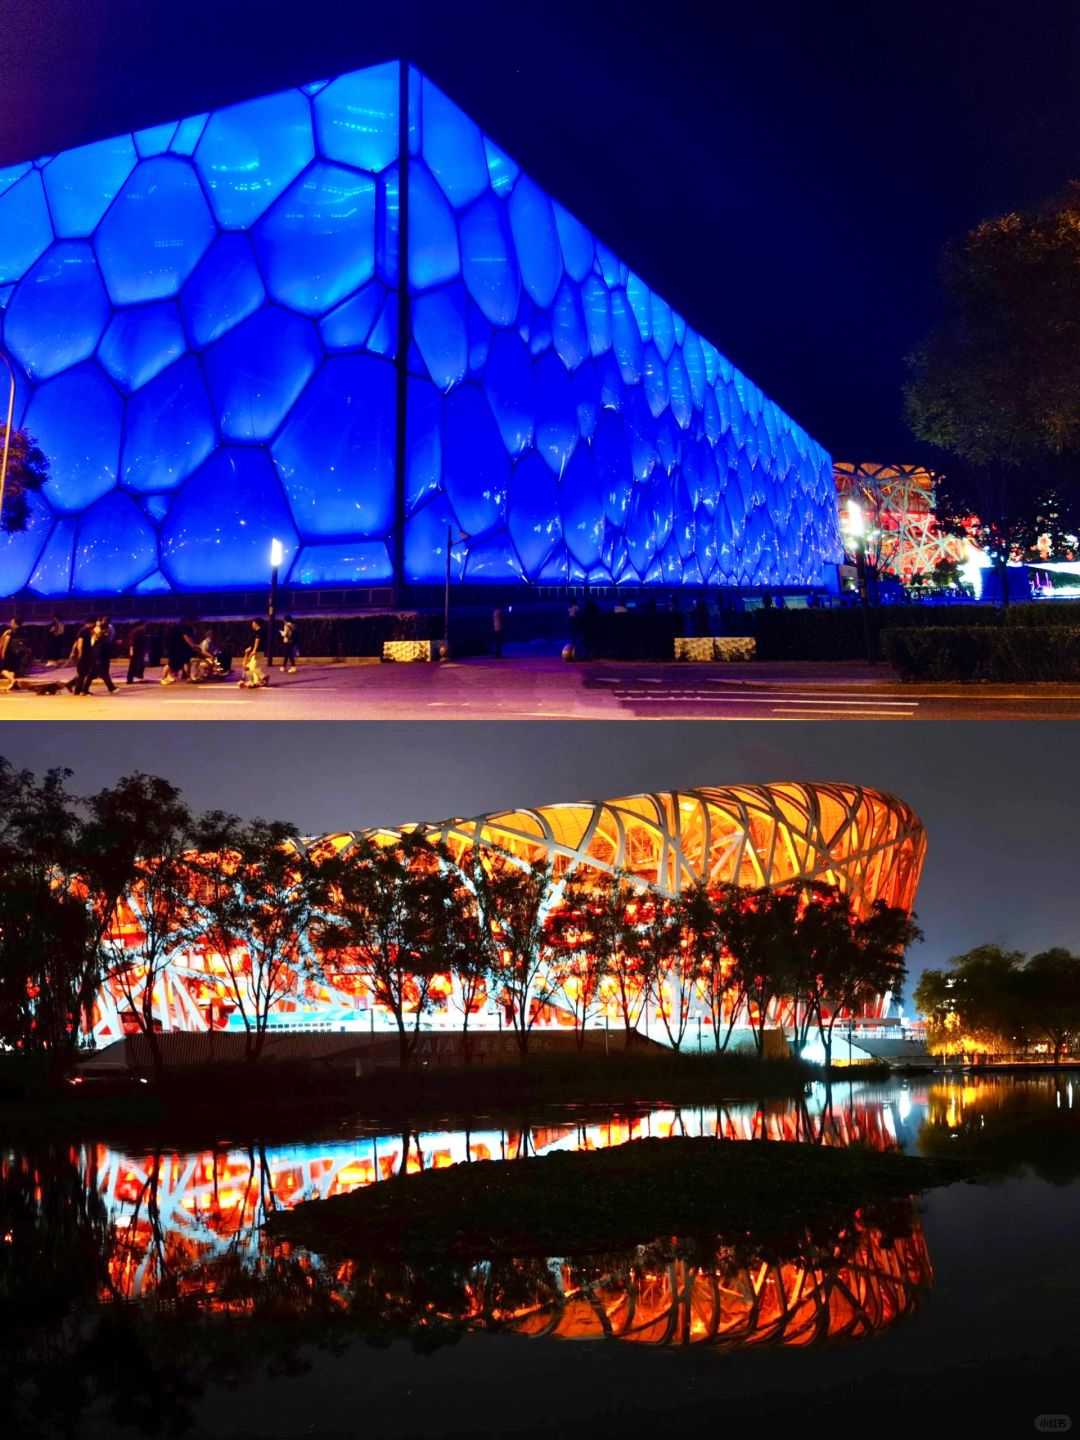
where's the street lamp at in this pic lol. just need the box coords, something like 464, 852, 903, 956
841, 499, 875, 663
267, 538, 284, 668
443, 524, 470, 657
0, 350, 16, 536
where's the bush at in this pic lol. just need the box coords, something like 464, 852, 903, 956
881, 626, 1080, 682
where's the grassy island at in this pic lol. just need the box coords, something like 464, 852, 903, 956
268, 1135, 962, 1260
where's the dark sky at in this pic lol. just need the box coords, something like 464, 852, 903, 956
3, 0, 1078, 456
1, 720, 1076, 987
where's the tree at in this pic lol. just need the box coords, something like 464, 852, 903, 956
720, 885, 802, 1059
546, 869, 617, 1049
905, 184, 1080, 598
83, 775, 200, 1079
631, 887, 688, 1049
192, 816, 332, 1062
564, 869, 656, 1046
0, 427, 49, 533
912, 968, 955, 1053
677, 882, 743, 1051
0, 761, 95, 1071
780, 882, 853, 1054
317, 833, 460, 1066
914, 945, 1026, 1055
464, 853, 558, 1056
439, 853, 495, 1064
819, 899, 919, 1068
1017, 948, 1080, 1065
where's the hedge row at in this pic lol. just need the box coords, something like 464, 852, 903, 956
881, 626, 1080, 682
753, 601, 1080, 662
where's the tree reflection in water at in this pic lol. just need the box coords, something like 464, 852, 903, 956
918, 1074, 1080, 1183
6, 1077, 1076, 1436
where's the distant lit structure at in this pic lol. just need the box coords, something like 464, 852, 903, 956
834, 462, 972, 586
0, 60, 841, 599
89, 781, 925, 1046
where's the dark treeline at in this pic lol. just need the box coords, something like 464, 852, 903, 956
915, 944, 1080, 1061
0, 759, 917, 1076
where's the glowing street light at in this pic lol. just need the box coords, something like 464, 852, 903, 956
843, 498, 866, 540
841, 498, 874, 663
267, 538, 284, 668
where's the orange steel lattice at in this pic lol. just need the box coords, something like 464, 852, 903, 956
835, 461, 969, 582
90, 782, 925, 1044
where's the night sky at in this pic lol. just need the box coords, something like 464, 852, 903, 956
3, 0, 1078, 456
2, 721, 1076, 991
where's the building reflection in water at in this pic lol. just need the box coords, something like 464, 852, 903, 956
93, 1085, 907, 1308
317, 1210, 933, 1350
86, 1075, 1078, 1322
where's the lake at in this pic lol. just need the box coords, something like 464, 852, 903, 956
3, 1074, 1077, 1438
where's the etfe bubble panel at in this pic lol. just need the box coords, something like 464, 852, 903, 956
0, 62, 841, 597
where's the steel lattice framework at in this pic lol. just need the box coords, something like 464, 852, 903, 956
834, 461, 971, 583
90, 781, 925, 1045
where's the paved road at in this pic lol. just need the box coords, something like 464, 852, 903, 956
7, 657, 1080, 720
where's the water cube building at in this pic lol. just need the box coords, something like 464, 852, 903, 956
0, 61, 842, 601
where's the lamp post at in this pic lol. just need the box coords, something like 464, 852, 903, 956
267, 538, 283, 668
843, 499, 874, 664
442, 525, 470, 657
0, 350, 16, 536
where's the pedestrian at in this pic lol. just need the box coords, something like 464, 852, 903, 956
45, 614, 66, 668
280, 615, 299, 673
84, 620, 117, 694
65, 621, 95, 694
492, 606, 504, 659
567, 600, 582, 648
126, 621, 148, 684
161, 617, 199, 685
239, 618, 269, 688
0, 617, 23, 674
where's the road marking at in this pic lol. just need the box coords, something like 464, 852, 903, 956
614, 692, 918, 708
770, 707, 917, 718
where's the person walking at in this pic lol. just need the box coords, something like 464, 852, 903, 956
280, 615, 299, 673
126, 621, 148, 684
239, 618, 270, 688
72, 620, 117, 695
45, 614, 66, 668
0, 618, 23, 674
492, 605, 504, 659
65, 621, 96, 694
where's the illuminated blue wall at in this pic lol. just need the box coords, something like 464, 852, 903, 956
0, 61, 842, 596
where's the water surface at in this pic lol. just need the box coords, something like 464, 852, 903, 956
4, 1075, 1077, 1438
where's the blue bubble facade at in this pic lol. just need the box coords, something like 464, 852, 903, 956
0, 62, 842, 598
